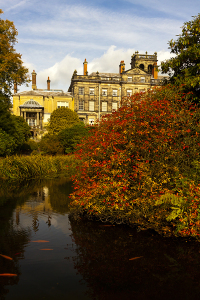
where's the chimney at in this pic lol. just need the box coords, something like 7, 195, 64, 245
47, 76, 50, 90
31, 70, 37, 90
119, 60, 125, 74
152, 62, 158, 79
14, 82, 17, 93
83, 58, 88, 75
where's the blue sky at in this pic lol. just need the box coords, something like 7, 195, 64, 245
1, 0, 200, 92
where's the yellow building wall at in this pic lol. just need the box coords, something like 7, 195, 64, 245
13, 93, 74, 126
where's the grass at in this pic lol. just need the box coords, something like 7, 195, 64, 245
0, 154, 79, 181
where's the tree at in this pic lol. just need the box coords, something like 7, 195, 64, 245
39, 134, 64, 155
47, 107, 80, 135
0, 114, 31, 156
58, 123, 90, 154
69, 86, 200, 239
161, 14, 200, 102
0, 10, 29, 105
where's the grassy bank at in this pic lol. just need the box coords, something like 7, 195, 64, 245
0, 154, 79, 181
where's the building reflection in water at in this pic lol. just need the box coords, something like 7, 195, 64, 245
15, 186, 53, 231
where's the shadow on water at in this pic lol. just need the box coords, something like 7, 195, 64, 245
69, 217, 200, 300
1, 178, 200, 299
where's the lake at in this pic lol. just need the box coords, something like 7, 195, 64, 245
0, 178, 200, 300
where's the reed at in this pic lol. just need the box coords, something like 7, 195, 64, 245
0, 154, 79, 181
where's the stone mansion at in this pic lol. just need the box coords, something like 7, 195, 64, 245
13, 51, 166, 133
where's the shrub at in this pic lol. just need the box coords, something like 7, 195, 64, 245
39, 134, 64, 155
46, 107, 80, 135
69, 85, 200, 239
58, 123, 90, 154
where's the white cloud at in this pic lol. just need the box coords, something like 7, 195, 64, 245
18, 46, 176, 93
3, 0, 28, 12
31, 55, 81, 91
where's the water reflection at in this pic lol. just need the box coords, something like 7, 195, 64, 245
69, 218, 200, 300
1, 178, 200, 300
0, 178, 77, 300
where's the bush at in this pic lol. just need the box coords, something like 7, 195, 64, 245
20, 140, 39, 153
69, 85, 200, 239
46, 107, 80, 135
0, 154, 79, 181
58, 123, 90, 154
39, 134, 64, 155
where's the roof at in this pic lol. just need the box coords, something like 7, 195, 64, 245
89, 72, 120, 77
13, 89, 73, 97
19, 100, 44, 108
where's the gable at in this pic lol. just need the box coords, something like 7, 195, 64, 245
124, 68, 148, 75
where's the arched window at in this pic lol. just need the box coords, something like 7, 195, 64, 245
148, 64, 153, 73
139, 64, 144, 70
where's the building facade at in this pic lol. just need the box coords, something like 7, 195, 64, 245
68, 52, 166, 125
13, 71, 74, 138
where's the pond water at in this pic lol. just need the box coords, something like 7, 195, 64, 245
0, 178, 200, 300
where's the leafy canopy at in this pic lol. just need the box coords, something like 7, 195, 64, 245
0, 114, 31, 156
47, 107, 80, 135
58, 122, 90, 154
69, 85, 200, 239
0, 10, 29, 104
161, 14, 200, 102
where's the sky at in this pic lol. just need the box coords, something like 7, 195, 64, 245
1, 0, 200, 92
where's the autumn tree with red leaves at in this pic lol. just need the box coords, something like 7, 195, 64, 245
69, 85, 200, 239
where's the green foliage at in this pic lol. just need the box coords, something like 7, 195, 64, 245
58, 123, 90, 154
69, 85, 200, 240
20, 140, 39, 154
39, 134, 64, 155
47, 107, 80, 135
161, 14, 200, 102
0, 128, 15, 156
0, 110, 31, 156
155, 193, 185, 221
0, 154, 79, 181
11, 115, 31, 148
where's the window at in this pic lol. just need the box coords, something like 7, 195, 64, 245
89, 101, 94, 111
79, 101, 84, 110
113, 89, 117, 96
89, 88, 94, 95
101, 77, 109, 80
128, 77, 132, 82
139, 89, 145, 93
89, 118, 95, 125
140, 77, 145, 83
102, 89, 107, 96
79, 87, 84, 95
127, 90, 132, 97
139, 64, 144, 70
102, 102, 107, 112
57, 101, 69, 108
112, 102, 117, 111
148, 65, 153, 73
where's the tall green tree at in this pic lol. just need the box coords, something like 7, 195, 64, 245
0, 11, 31, 156
47, 107, 80, 135
161, 14, 200, 102
0, 9, 29, 105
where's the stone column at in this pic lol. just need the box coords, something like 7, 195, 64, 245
24, 111, 26, 121
37, 112, 39, 126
